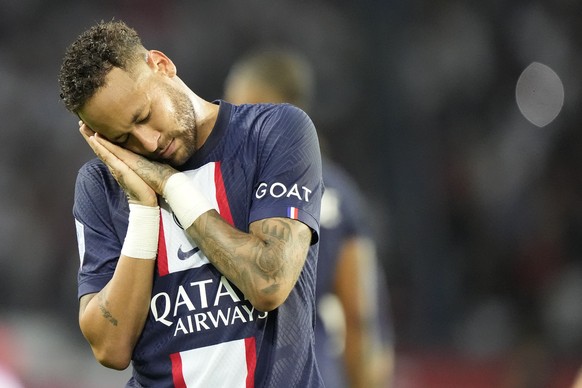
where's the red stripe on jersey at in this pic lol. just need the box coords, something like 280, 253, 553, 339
170, 352, 187, 388
157, 213, 169, 276
214, 161, 234, 226
245, 337, 257, 388
287, 206, 299, 219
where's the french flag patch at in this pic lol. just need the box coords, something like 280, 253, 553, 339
287, 206, 299, 219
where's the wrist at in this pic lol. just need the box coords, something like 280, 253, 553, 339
162, 173, 214, 229
121, 204, 160, 260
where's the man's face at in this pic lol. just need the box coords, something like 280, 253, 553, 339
78, 65, 197, 166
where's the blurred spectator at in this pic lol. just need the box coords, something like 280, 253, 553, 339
224, 48, 395, 388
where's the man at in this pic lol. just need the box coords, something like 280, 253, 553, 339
58, 20, 324, 387
224, 49, 395, 388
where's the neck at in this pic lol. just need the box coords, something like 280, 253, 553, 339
176, 74, 219, 149
193, 98, 219, 148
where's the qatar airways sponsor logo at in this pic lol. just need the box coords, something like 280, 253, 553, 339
150, 275, 267, 336
255, 181, 313, 202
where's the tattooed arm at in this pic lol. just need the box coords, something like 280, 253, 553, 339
188, 212, 312, 312
78, 255, 156, 370
77, 124, 158, 370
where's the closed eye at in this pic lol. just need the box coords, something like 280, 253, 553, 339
112, 110, 150, 144
112, 134, 129, 145
137, 110, 151, 124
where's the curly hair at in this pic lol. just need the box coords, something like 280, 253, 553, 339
58, 20, 146, 113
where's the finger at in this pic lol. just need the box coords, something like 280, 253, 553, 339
88, 138, 138, 183
87, 135, 117, 164
92, 133, 141, 166
79, 132, 103, 159
92, 134, 175, 194
79, 129, 118, 165
90, 137, 157, 201
79, 123, 96, 140
90, 135, 150, 179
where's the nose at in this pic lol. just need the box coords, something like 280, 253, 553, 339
132, 126, 160, 153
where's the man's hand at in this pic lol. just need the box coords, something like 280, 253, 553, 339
79, 123, 174, 206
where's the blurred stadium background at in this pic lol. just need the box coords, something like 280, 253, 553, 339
1, 0, 582, 386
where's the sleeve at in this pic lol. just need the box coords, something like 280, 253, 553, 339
249, 104, 324, 244
73, 160, 127, 299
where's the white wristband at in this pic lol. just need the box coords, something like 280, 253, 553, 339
163, 173, 214, 230
121, 204, 160, 260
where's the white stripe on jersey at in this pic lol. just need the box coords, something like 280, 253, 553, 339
160, 163, 220, 274
171, 337, 255, 388
75, 219, 85, 267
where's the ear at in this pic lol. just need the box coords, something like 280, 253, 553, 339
146, 50, 177, 77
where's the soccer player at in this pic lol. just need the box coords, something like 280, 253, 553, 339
59, 20, 324, 387
224, 49, 395, 388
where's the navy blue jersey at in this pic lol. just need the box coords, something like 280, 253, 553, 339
73, 101, 324, 388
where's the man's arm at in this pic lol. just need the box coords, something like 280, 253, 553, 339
78, 125, 160, 369
190, 211, 312, 311
79, 256, 156, 370
334, 236, 395, 388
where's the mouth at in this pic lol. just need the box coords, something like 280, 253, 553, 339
158, 139, 175, 160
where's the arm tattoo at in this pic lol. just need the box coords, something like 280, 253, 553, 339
97, 293, 118, 326
194, 213, 310, 299
135, 157, 174, 190
117, 175, 139, 202
254, 219, 290, 276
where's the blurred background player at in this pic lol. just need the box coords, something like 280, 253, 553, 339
224, 48, 395, 388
